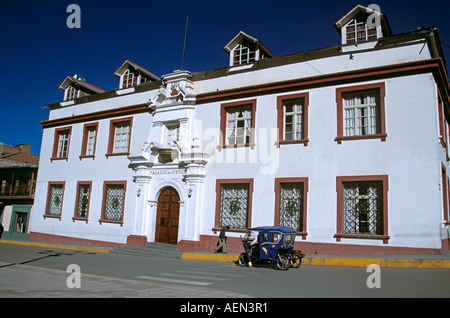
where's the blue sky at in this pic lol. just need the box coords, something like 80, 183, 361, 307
1, 0, 449, 155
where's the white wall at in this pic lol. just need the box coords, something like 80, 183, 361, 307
31, 90, 156, 244
30, 37, 446, 250
196, 73, 443, 249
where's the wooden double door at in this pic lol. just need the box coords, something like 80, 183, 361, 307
155, 187, 180, 244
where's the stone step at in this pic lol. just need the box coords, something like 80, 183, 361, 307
111, 242, 182, 259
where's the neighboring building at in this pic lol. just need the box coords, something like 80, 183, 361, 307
0, 143, 39, 240
30, 5, 450, 254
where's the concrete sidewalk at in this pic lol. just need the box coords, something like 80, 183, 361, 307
1, 239, 450, 269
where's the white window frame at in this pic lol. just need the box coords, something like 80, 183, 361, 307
113, 123, 130, 154
344, 18, 378, 44
86, 128, 97, 156
57, 131, 70, 158
283, 99, 304, 141
232, 40, 258, 66
121, 69, 137, 89
65, 86, 79, 101
343, 93, 378, 137
226, 107, 252, 146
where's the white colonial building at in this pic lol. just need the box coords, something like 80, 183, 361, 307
30, 5, 450, 254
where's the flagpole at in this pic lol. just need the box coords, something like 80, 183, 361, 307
181, 13, 189, 71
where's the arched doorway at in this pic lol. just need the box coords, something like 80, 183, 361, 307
155, 187, 180, 244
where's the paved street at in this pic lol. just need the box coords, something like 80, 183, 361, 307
1, 242, 450, 300
0, 243, 252, 298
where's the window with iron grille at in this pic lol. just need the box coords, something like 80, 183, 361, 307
102, 183, 126, 223
279, 183, 304, 232
46, 183, 64, 217
342, 181, 383, 235
275, 177, 308, 237
219, 183, 250, 229
75, 183, 91, 219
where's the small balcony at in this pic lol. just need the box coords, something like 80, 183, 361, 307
0, 180, 36, 199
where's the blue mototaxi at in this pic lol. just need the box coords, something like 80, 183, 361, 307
238, 226, 305, 270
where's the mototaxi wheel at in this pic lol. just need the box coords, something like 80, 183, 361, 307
291, 257, 301, 268
238, 253, 248, 267
276, 254, 290, 270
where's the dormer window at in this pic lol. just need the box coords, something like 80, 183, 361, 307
233, 40, 257, 65
335, 5, 392, 46
114, 60, 160, 90
224, 31, 274, 67
58, 75, 105, 102
63, 84, 91, 101
345, 17, 377, 44
122, 69, 138, 89
65, 86, 79, 101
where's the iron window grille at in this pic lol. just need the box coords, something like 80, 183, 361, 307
219, 183, 249, 229
76, 184, 90, 218
47, 184, 64, 217
279, 183, 304, 231
103, 184, 125, 221
342, 181, 383, 235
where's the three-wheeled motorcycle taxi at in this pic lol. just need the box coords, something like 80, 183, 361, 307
238, 226, 305, 270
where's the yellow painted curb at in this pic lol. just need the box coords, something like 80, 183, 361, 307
182, 253, 239, 262
181, 253, 450, 269
303, 257, 450, 269
0, 240, 110, 254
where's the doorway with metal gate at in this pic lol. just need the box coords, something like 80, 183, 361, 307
154, 187, 180, 244
4, 205, 31, 240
